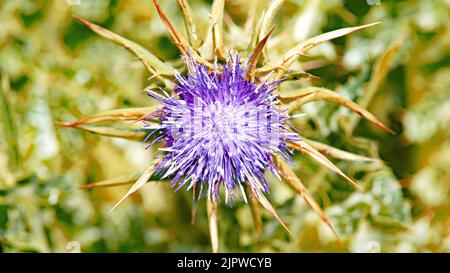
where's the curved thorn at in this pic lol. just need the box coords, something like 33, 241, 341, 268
282, 87, 395, 134
152, 0, 213, 68
73, 15, 174, 80
177, 0, 202, 48
276, 22, 381, 79
275, 156, 341, 241
258, 0, 285, 58
287, 139, 381, 163
290, 141, 364, 192
108, 159, 161, 214
60, 107, 158, 128
246, 185, 263, 241
65, 125, 145, 141
246, 27, 276, 80
207, 198, 219, 253
81, 172, 142, 189
252, 187, 292, 237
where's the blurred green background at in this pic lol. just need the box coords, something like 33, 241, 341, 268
0, 0, 449, 252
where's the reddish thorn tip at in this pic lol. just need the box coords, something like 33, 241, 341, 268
80, 183, 97, 189
64, 121, 83, 127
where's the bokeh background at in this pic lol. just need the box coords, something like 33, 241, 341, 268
0, 0, 449, 253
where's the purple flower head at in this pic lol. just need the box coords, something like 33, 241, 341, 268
145, 53, 299, 203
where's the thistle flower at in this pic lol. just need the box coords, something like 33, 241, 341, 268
64, 0, 395, 252
145, 53, 299, 203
